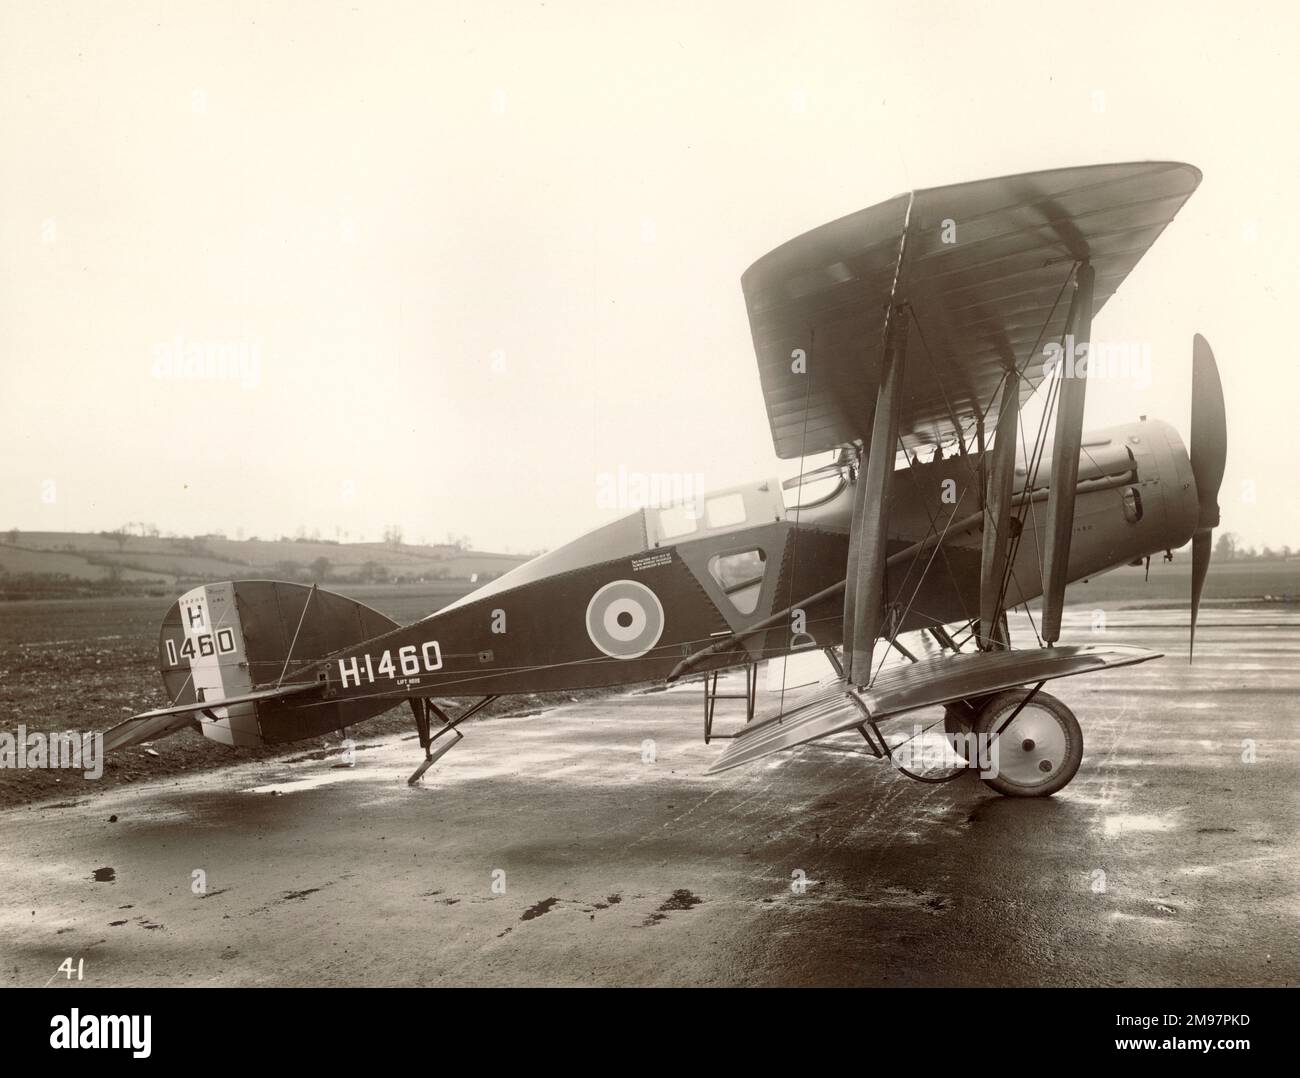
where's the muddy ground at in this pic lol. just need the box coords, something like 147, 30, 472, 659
1, 605, 1296, 987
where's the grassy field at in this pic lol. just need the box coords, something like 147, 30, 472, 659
1063, 558, 1300, 605
0, 530, 530, 599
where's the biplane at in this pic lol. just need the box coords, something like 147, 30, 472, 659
106, 160, 1226, 797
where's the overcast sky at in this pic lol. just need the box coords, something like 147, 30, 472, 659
2, 0, 1296, 552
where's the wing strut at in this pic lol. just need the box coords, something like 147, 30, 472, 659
977, 370, 1021, 648
667, 505, 987, 684
843, 305, 909, 685
1041, 262, 1096, 644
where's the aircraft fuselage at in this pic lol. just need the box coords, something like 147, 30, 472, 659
242, 417, 1198, 744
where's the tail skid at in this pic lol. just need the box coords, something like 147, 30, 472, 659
407, 696, 497, 785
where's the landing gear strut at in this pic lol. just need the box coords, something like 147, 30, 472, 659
407, 695, 497, 785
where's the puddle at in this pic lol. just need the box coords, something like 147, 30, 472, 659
248, 772, 362, 795
520, 897, 559, 921
643, 889, 704, 925
1102, 814, 1176, 836
658, 889, 703, 912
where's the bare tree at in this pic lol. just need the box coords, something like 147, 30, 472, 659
358, 560, 389, 584
99, 527, 129, 551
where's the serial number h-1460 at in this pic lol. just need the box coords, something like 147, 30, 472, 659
338, 641, 443, 687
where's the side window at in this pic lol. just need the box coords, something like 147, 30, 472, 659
657, 504, 699, 540
708, 548, 767, 615
704, 493, 747, 529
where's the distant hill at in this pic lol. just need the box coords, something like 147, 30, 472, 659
0, 530, 532, 601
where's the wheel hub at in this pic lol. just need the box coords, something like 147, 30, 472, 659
994, 706, 1069, 787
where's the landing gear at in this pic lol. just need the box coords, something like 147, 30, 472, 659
942, 698, 980, 737
407, 695, 497, 785
702, 664, 757, 745
972, 688, 1083, 797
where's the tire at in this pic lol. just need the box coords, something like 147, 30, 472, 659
972, 689, 1083, 797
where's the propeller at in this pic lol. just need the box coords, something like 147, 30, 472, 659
782, 446, 856, 490
1188, 333, 1226, 661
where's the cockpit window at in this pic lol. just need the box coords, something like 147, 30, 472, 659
1122, 486, 1143, 524
708, 548, 766, 614
781, 472, 846, 511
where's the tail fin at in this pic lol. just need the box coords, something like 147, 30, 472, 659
113, 580, 402, 751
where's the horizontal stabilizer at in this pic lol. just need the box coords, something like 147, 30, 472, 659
101, 710, 197, 754
709, 644, 1160, 773
104, 683, 321, 753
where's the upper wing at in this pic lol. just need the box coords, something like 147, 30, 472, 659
741, 161, 1202, 458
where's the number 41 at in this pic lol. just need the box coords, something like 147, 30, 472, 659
58, 957, 84, 981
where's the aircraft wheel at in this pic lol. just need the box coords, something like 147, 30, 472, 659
973, 689, 1082, 797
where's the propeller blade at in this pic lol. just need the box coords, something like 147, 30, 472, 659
782, 447, 854, 490
781, 461, 843, 489
1190, 529, 1211, 662
1188, 334, 1226, 662
1190, 333, 1227, 530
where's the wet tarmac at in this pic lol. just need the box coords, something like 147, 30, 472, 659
2, 607, 1297, 986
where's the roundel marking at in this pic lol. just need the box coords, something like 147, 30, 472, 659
585, 579, 665, 659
